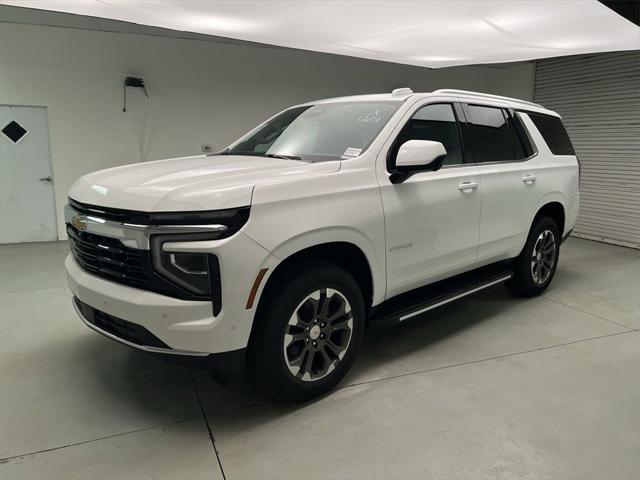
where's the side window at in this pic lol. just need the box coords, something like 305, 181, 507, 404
464, 104, 516, 163
527, 112, 575, 155
508, 112, 534, 159
389, 103, 463, 169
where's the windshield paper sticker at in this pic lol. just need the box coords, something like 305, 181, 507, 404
342, 147, 362, 158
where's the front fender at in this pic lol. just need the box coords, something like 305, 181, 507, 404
245, 226, 385, 307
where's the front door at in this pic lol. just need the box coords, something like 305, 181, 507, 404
0, 105, 57, 243
379, 102, 482, 298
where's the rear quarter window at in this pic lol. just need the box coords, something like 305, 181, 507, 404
526, 112, 575, 156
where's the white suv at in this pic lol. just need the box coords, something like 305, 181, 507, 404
65, 88, 579, 401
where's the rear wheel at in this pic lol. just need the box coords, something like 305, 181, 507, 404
506, 217, 560, 297
248, 262, 365, 402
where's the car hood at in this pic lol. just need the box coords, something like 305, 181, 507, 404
69, 154, 341, 211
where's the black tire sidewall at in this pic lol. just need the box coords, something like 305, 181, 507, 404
512, 217, 560, 295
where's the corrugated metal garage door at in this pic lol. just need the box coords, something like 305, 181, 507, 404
533, 51, 640, 249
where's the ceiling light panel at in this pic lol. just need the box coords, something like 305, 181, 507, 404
1, 0, 638, 68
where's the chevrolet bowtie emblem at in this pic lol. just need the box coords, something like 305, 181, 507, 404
72, 215, 88, 231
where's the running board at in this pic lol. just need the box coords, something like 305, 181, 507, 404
369, 263, 513, 327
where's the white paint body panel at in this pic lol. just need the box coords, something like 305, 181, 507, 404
243, 151, 387, 305
476, 158, 543, 261
380, 164, 482, 297
65, 91, 579, 355
69, 154, 340, 211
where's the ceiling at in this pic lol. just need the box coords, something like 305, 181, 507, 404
1, 0, 638, 68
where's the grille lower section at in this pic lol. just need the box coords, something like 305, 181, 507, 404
67, 224, 147, 289
75, 297, 169, 349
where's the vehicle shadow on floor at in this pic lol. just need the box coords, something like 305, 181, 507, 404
97, 283, 536, 422
70, 335, 205, 420
193, 284, 539, 413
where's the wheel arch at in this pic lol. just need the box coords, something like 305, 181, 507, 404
256, 240, 376, 316
532, 200, 566, 237
255, 224, 384, 302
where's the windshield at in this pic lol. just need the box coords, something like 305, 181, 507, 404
225, 101, 401, 162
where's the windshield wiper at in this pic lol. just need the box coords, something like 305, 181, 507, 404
210, 148, 229, 156
263, 153, 302, 160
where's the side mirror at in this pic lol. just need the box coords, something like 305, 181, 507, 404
390, 140, 447, 184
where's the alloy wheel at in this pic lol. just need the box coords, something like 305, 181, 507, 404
531, 229, 556, 285
283, 288, 353, 382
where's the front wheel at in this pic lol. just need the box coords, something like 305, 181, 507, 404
248, 262, 365, 402
506, 217, 560, 297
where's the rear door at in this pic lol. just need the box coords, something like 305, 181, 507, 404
460, 103, 540, 261
378, 101, 482, 298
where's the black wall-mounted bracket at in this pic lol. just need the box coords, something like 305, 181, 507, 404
123, 76, 149, 112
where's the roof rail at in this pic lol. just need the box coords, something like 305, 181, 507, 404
432, 89, 543, 109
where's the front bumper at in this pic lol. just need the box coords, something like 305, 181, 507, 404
73, 296, 206, 356
66, 226, 277, 355
72, 296, 246, 380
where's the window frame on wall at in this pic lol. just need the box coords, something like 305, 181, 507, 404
386, 101, 468, 172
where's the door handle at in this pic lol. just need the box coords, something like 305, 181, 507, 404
522, 174, 536, 184
457, 181, 478, 192
39, 175, 53, 183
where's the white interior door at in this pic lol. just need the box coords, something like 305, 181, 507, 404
0, 105, 57, 243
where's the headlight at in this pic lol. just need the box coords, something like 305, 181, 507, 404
156, 249, 213, 296
150, 233, 224, 313
149, 207, 249, 310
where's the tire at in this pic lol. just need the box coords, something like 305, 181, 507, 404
248, 261, 365, 402
506, 216, 560, 297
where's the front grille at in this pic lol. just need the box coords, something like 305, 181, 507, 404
67, 223, 222, 312
75, 297, 169, 348
67, 224, 147, 290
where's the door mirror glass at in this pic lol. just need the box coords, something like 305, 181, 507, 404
391, 140, 447, 183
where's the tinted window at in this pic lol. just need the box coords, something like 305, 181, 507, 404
390, 103, 463, 168
465, 105, 516, 163
509, 113, 534, 158
527, 112, 575, 155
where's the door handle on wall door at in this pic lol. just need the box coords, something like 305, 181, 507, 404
522, 174, 536, 184
39, 175, 53, 184
457, 182, 478, 193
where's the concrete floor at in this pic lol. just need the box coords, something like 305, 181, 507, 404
0, 237, 638, 479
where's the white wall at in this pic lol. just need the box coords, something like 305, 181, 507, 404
0, 16, 535, 239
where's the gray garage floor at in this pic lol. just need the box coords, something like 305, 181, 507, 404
0, 237, 638, 479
